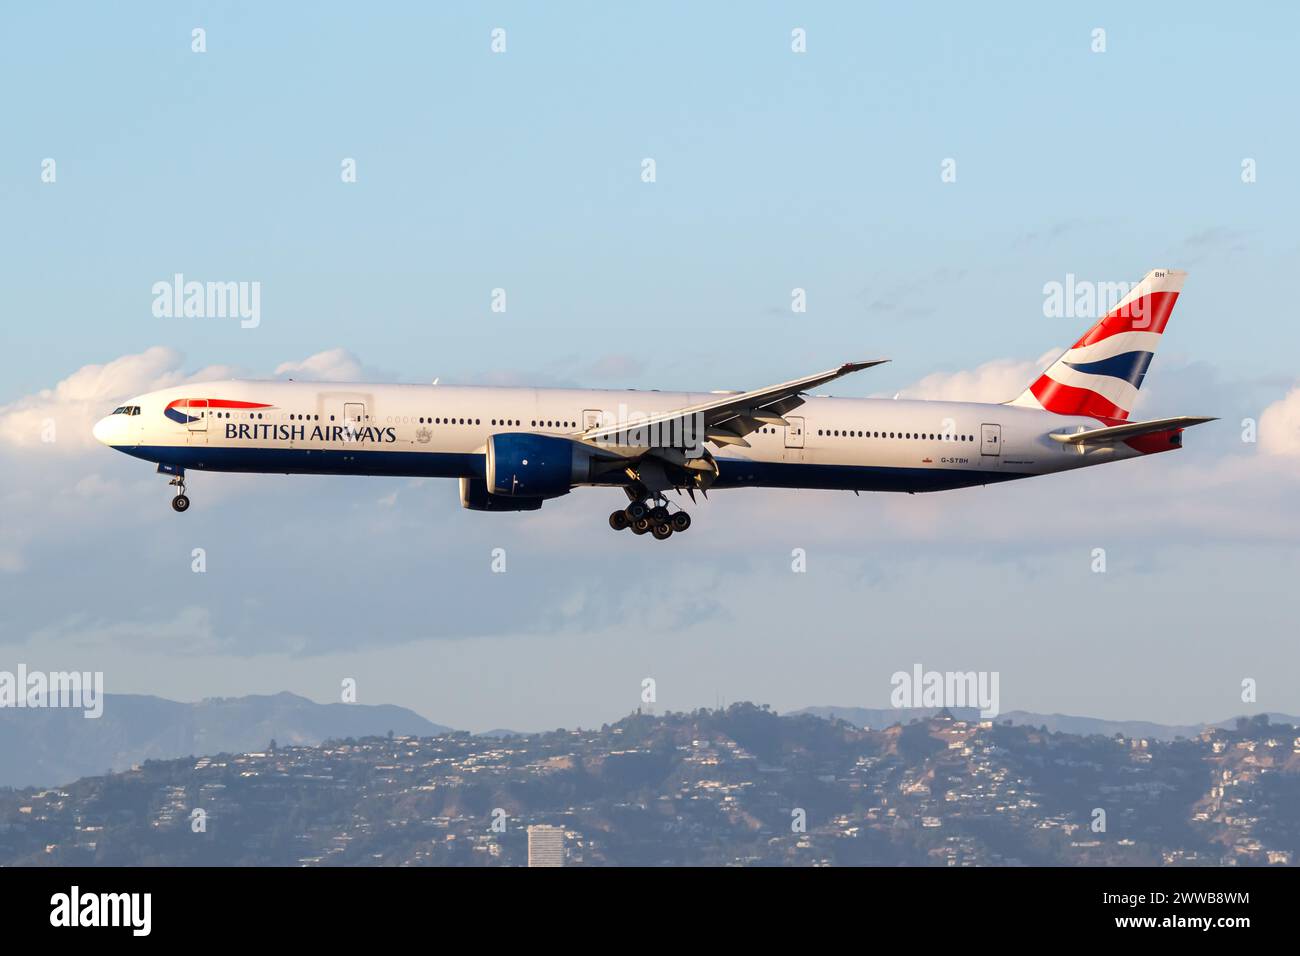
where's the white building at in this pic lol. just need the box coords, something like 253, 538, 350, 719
527, 825, 566, 867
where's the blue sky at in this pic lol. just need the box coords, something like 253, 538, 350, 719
1, 2, 1298, 731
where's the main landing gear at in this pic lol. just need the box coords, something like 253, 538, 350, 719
608, 495, 692, 540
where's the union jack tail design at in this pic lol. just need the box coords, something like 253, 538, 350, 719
1009, 268, 1186, 421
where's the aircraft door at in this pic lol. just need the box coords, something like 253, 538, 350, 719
980, 423, 1001, 456
784, 416, 805, 448
344, 402, 366, 437
784, 415, 805, 463
186, 399, 208, 444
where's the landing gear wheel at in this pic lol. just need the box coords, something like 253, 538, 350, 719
650, 506, 670, 523
609, 510, 630, 531
171, 494, 190, 513
652, 522, 674, 540
671, 511, 691, 532
627, 501, 648, 521
632, 516, 652, 534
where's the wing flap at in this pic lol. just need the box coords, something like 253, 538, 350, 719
580, 360, 888, 449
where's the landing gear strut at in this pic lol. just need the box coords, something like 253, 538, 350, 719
609, 493, 691, 540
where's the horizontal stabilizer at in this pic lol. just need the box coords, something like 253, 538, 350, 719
1049, 415, 1216, 445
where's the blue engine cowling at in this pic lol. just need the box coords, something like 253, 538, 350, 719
485, 433, 590, 498
459, 477, 543, 511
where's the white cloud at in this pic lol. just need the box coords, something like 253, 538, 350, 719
0, 347, 374, 453
0, 346, 366, 576
3, 346, 1299, 590
886, 349, 1060, 404
1259, 386, 1300, 458
0, 347, 237, 452
273, 348, 364, 382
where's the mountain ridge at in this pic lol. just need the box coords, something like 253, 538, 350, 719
6, 690, 1297, 790
0, 690, 450, 788
790, 705, 1300, 741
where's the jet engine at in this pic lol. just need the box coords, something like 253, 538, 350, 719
484, 433, 597, 499
459, 477, 544, 511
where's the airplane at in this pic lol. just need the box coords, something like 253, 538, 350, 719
94, 268, 1213, 539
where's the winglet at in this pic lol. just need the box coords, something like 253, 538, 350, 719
841, 360, 890, 374
798, 360, 889, 395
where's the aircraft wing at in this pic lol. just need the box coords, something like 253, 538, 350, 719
579, 360, 889, 451
1048, 415, 1216, 445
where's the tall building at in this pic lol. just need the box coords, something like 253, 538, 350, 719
527, 824, 566, 867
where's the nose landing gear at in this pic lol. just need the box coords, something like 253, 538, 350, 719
609, 494, 691, 540
168, 475, 190, 512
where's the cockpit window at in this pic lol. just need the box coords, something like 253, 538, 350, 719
112, 406, 126, 415
111, 406, 140, 416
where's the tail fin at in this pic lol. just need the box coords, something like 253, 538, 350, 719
1008, 268, 1187, 421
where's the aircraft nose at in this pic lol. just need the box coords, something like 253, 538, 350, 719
92, 415, 116, 446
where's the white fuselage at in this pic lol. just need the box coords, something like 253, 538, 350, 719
93, 379, 1154, 494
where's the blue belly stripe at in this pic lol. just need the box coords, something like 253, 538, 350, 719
112, 445, 1027, 493
117, 445, 485, 479
713, 458, 1022, 492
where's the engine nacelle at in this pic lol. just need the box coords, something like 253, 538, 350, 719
459, 477, 543, 512
485, 433, 592, 498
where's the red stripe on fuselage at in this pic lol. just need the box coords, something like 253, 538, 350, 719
165, 399, 273, 410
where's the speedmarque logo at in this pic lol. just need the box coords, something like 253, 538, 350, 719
50, 886, 151, 936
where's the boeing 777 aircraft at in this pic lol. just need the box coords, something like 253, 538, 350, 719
95, 268, 1212, 539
